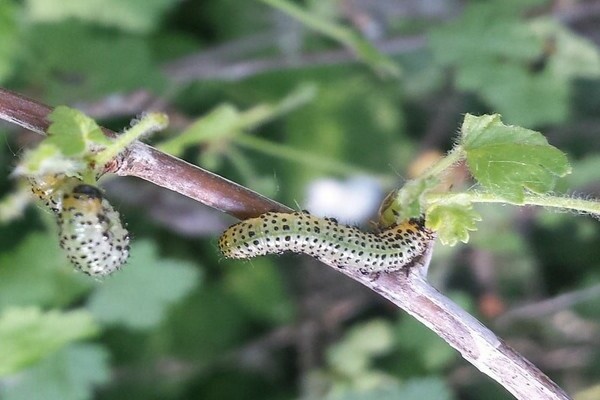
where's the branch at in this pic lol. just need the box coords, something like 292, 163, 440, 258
0, 87, 289, 220
0, 87, 571, 399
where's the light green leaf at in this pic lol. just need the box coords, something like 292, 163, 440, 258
461, 114, 571, 203
15, 143, 83, 177
379, 177, 439, 226
429, 1, 577, 126
46, 106, 110, 156
159, 104, 241, 155
159, 84, 316, 156
457, 62, 569, 126
430, 1, 542, 65
25, 0, 177, 33
87, 240, 201, 330
426, 199, 481, 246
2, 344, 110, 400
0, 233, 92, 312
530, 19, 600, 79
0, 307, 98, 376
327, 320, 394, 377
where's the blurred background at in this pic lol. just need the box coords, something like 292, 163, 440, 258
1, 0, 600, 399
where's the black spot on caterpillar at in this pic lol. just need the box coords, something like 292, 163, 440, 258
57, 184, 130, 277
219, 211, 434, 273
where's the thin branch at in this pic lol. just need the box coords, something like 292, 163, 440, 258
0, 87, 571, 399
164, 35, 425, 83
497, 283, 600, 325
0, 87, 289, 220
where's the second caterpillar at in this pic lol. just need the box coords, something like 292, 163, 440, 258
219, 211, 434, 274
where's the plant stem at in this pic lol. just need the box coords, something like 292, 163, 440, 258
234, 134, 379, 178
95, 113, 168, 167
427, 191, 600, 216
258, 0, 401, 77
420, 145, 466, 180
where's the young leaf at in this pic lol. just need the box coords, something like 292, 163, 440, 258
426, 195, 481, 246
461, 114, 571, 203
87, 240, 201, 330
46, 106, 110, 156
158, 104, 241, 155
379, 177, 439, 226
1, 344, 110, 400
0, 307, 98, 376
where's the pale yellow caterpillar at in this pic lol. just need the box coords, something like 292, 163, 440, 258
219, 211, 434, 274
57, 184, 130, 277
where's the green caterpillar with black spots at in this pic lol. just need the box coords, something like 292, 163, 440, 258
219, 211, 434, 274
29, 175, 130, 277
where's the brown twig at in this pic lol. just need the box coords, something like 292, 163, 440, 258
0, 87, 571, 399
0, 87, 289, 220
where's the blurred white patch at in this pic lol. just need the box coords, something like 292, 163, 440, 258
305, 176, 382, 224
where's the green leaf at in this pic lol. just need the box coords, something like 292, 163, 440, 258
426, 196, 482, 246
25, 0, 177, 33
456, 62, 569, 126
327, 320, 394, 377
396, 316, 457, 371
379, 177, 439, 226
0, 0, 19, 83
23, 22, 165, 100
429, 1, 578, 126
224, 259, 294, 324
530, 19, 600, 80
331, 378, 452, 400
165, 286, 251, 362
15, 143, 83, 177
0, 233, 92, 312
46, 106, 110, 156
461, 114, 571, 203
259, 0, 401, 78
158, 104, 241, 155
0, 307, 98, 376
159, 84, 316, 156
2, 344, 110, 400
430, 2, 542, 66
87, 240, 201, 330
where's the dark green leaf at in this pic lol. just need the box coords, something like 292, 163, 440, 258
25, 0, 177, 33
0, 233, 92, 312
87, 240, 201, 330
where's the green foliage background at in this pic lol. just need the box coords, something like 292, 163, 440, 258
1, 0, 600, 399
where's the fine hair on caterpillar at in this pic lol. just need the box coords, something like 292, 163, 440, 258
219, 211, 434, 274
57, 183, 130, 277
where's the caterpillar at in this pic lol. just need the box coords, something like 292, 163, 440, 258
27, 174, 77, 214
57, 184, 130, 277
218, 211, 434, 274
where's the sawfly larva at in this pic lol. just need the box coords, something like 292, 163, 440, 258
58, 184, 130, 276
219, 211, 434, 274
